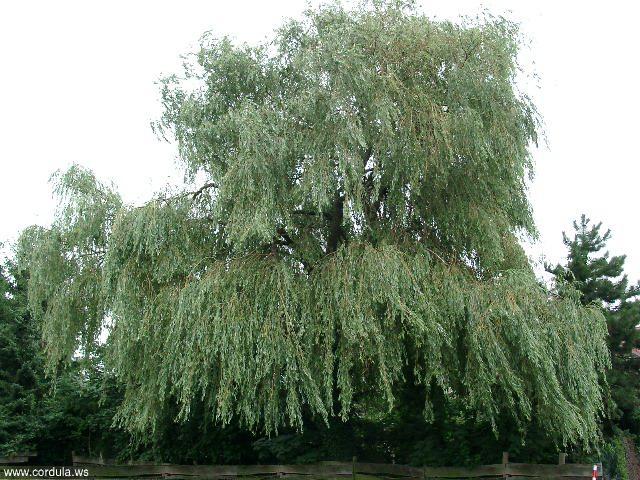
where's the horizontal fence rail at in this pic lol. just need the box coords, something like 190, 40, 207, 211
63, 453, 604, 479
0, 453, 36, 465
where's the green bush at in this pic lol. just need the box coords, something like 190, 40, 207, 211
601, 432, 629, 480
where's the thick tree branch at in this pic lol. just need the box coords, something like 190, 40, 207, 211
191, 182, 218, 200
326, 193, 345, 253
292, 209, 331, 220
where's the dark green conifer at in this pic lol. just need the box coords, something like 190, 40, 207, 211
549, 215, 640, 433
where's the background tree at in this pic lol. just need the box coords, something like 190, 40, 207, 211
548, 215, 640, 434
0, 256, 44, 456
0, 252, 134, 463
19, 0, 609, 457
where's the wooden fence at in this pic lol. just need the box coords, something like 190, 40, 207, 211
68, 452, 602, 479
0, 452, 36, 465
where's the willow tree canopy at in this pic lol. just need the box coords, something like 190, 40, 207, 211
19, 1, 609, 448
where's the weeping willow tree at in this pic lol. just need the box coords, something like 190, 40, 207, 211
19, 1, 609, 449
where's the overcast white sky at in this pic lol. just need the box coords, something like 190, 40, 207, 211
1, 1, 638, 283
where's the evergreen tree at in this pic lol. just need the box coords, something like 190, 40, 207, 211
548, 215, 640, 433
548, 215, 631, 306
0, 254, 130, 462
0, 258, 45, 456
18, 1, 609, 452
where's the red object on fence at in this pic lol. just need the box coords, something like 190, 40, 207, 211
592, 464, 597, 480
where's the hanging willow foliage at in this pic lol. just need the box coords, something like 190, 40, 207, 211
19, 1, 609, 448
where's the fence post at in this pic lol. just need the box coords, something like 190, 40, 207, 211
558, 452, 566, 465
502, 452, 509, 479
352, 456, 357, 480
